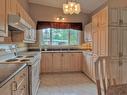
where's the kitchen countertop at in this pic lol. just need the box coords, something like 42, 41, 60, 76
18, 51, 41, 56
41, 50, 84, 53
0, 63, 27, 88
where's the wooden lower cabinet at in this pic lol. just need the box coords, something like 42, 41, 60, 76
41, 52, 82, 73
53, 53, 62, 72
83, 52, 96, 82
71, 53, 82, 72
41, 53, 53, 73
62, 53, 71, 72
0, 67, 28, 95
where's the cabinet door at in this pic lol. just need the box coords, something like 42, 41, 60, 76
109, 8, 120, 26
82, 53, 87, 73
93, 30, 98, 56
0, 78, 14, 95
100, 26, 108, 56
92, 15, 99, 56
0, 0, 7, 36
31, 29, 36, 42
53, 53, 62, 72
85, 23, 92, 42
121, 27, 127, 57
109, 27, 121, 58
41, 53, 53, 73
99, 7, 108, 26
62, 53, 71, 72
92, 56, 98, 82
120, 8, 127, 26
87, 23, 92, 42
71, 53, 82, 72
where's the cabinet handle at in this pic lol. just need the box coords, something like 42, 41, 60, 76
119, 19, 123, 25
12, 81, 17, 91
61, 53, 63, 56
119, 52, 123, 57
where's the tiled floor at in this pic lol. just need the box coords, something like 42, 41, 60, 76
37, 73, 97, 95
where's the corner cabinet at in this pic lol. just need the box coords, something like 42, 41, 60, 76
0, 0, 8, 37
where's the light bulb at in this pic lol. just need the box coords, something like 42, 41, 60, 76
56, 17, 60, 20
62, 18, 65, 20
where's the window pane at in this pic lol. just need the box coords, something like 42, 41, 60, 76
70, 29, 80, 45
41, 28, 51, 45
52, 29, 69, 45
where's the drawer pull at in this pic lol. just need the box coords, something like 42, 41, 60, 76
12, 81, 17, 91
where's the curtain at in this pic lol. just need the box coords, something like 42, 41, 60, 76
37, 21, 83, 31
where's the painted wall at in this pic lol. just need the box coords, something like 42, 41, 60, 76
109, 0, 127, 8
29, 3, 90, 26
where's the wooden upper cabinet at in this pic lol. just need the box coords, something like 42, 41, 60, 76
109, 8, 120, 26
92, 6, 108, 56
109, 8, 127, 26
84, 23, 92, 42
120, 8, 127, 26
99, 7, 108, 26
0, 0, 8, 37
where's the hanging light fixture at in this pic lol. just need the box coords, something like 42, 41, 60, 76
56, 0, 65, 21
63, 0, 81, 15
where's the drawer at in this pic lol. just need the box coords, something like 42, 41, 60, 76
15, 67, 28, 87
16, 79, 26, 95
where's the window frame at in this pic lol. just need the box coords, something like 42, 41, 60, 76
40, 28, 81, 46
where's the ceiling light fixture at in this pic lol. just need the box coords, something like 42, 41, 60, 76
63, 0, 81, 15
56, 16, 65, 21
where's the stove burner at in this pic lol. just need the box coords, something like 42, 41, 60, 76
20, 59, 30, 62
25, 56, 34, 58
16, 56, 24, 58
6, 59, 19, 62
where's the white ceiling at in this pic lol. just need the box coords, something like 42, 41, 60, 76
28, 0, 107, 14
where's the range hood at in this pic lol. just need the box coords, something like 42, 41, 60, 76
8, 14, 30, 32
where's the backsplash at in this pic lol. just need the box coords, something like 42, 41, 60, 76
16, 43, 28, 52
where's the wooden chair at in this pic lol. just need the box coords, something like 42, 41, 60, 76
95, 56, 127, 95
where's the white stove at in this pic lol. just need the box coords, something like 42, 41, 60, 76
0, 52, 41, 95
